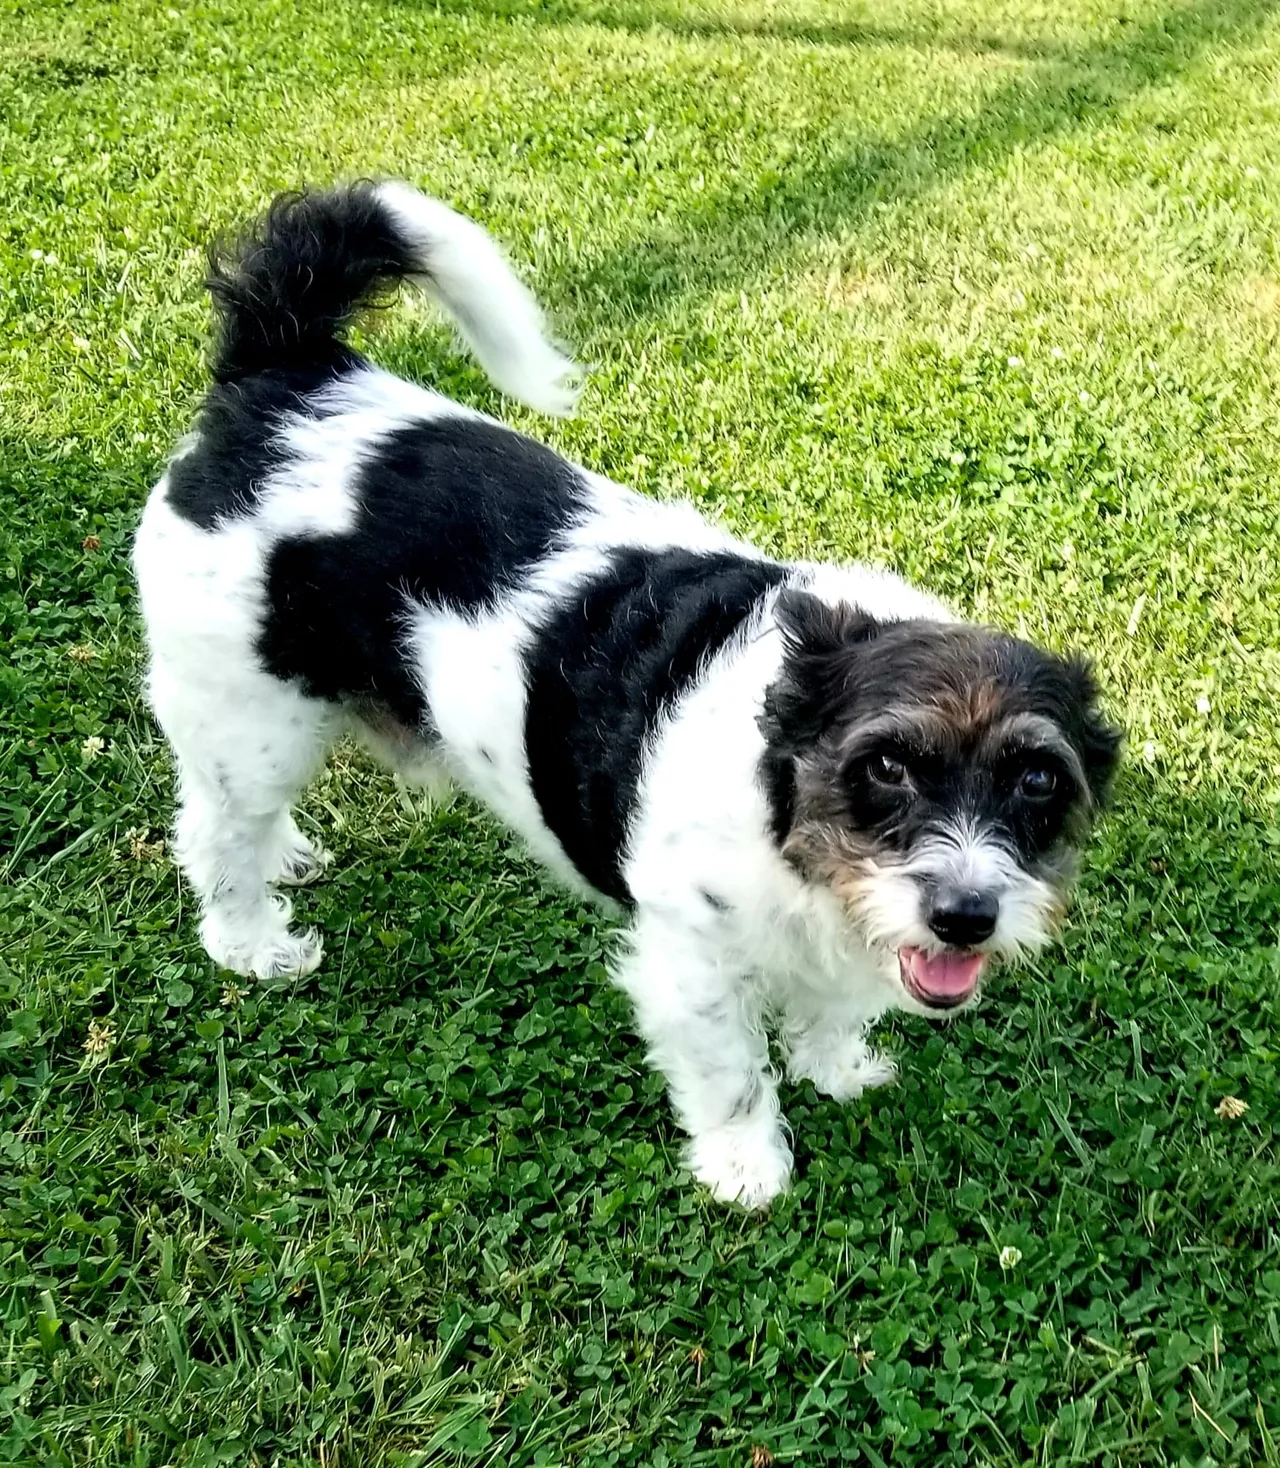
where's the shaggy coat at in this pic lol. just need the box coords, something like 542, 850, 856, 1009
134, 183, 1120, 1206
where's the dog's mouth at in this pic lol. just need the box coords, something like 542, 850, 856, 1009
897, 946, 988, 1010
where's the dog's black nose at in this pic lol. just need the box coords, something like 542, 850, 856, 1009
927, 888, 999, 947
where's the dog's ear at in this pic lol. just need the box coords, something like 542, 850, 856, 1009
1060, 654, 1123, 805
761, 591, 881, 752
775, 589, 880, 663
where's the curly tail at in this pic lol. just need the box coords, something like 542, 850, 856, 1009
205, 180, 580, 415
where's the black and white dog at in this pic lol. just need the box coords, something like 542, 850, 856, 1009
134, 182, 1120, 1206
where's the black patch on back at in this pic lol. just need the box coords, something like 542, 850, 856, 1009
524, 548, 787, 905
255, 416, 585, 725
166, 363, 357, 528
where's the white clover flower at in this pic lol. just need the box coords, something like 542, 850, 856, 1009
84, 1019, 116, 1064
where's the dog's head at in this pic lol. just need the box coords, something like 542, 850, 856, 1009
759, 591, 1121, 1015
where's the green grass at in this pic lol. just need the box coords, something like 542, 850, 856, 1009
3, 0, 1280, 1461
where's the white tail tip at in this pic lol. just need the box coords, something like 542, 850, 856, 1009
374, 181, 582, 416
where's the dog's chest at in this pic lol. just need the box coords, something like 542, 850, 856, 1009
729, 881, 892, 1013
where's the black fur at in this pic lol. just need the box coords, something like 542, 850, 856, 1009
256, 418, 587, 725
206, 182, 414, 384
166, 367, 346, 529
1054, 655, 1125, 802
168, 182, 429, 528
757, 594, 881, 843
759, 591, 1122, 864
525, 549, 788, 905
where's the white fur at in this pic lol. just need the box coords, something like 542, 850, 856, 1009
850, 819, 1059, 965
375, 182, 580, 416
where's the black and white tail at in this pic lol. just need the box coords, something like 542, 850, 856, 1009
205, 180, 580, 415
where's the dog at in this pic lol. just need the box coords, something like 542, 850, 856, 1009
133, 182, 1121, 1207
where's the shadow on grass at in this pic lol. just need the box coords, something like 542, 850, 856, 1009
403, 0, 1276, 331
419, 0, 1084, 60
5, 436, 1278, 986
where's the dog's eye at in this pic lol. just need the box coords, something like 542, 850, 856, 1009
1017, 767, 1058, 801
869, 753, 908, 787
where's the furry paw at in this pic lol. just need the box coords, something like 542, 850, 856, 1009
788, 1038, 898, 1102
687, 1119, 793, 1209
201, 901, 324, 979
266, 826, 332, 887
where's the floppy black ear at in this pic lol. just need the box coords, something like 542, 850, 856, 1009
775, 589, 879, 661
1062, 655, 1123, 805
760, 591, 881, 751
757, 592, 881, 844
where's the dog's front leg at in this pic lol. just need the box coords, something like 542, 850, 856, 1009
778, 982, 898, 1102
614, 912, 792, 1208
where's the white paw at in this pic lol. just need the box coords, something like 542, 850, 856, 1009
247, 928, 324, 979
201, 903, 325, 979
267, 830, 332, 887
788, 1040, 898, 1102
687, 1120, 793, 1209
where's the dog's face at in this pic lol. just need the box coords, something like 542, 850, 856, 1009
759, 592, 1121, 1015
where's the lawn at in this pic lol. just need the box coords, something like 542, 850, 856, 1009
2, 0, 1280, 1462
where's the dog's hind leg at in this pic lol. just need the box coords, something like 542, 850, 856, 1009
151, 658, 337, 978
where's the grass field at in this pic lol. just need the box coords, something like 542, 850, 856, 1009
3, 0, 1280, 1462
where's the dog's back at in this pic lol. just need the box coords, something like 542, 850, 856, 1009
133, 181, 792, 968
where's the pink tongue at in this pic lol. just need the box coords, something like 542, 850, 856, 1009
901, 947, 987, 998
